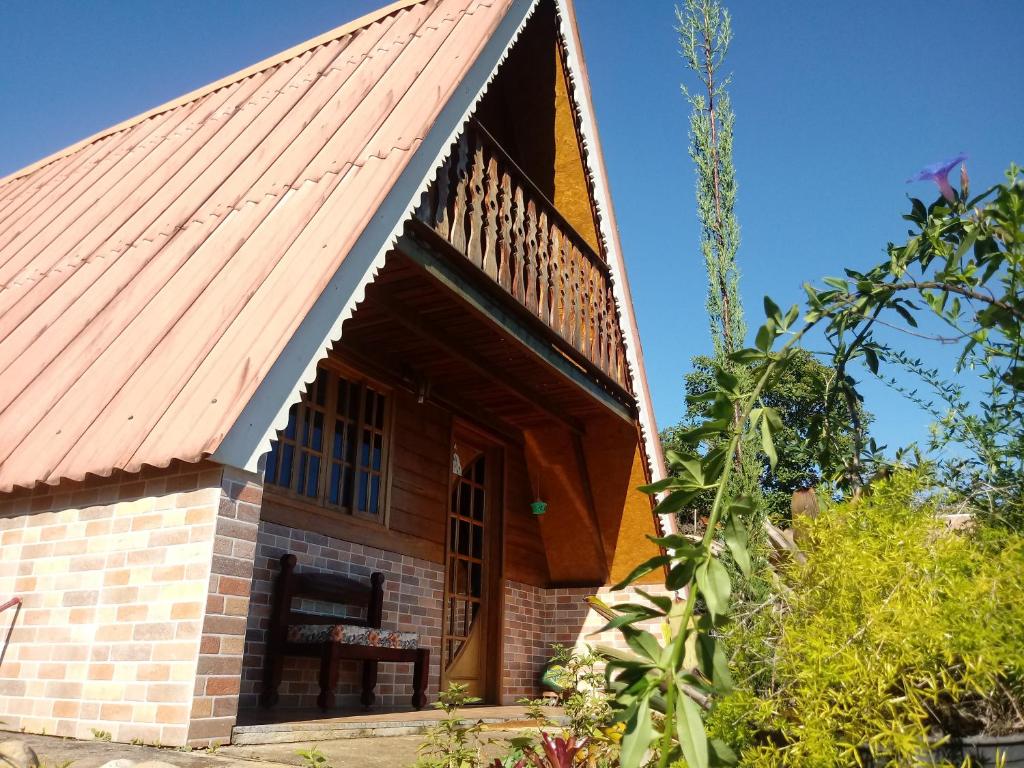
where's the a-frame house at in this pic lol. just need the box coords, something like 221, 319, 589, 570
0, 0, 671, 748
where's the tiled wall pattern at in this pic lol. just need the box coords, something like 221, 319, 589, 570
186, 468, 263, 747
0, 461, 245, 747
502, 580, 549, 699
239, 520, 444, 710
501, 580, 675, 703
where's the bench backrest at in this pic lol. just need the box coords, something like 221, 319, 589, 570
267, 554, 384, 642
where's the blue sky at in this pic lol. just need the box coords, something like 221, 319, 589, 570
2, 1, 1021, 454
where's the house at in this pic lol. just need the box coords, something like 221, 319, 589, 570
0, 0, 672, 749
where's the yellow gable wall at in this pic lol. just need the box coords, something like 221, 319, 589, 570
609, 443, 664, 585
552, 46, 601, 253
581, 414, 665, 587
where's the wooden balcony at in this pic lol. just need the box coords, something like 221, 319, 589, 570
413, 122, 631, 394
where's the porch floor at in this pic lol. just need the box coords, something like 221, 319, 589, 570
232, 704, 565, 745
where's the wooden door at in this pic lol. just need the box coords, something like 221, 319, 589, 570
442, 428, 502, 699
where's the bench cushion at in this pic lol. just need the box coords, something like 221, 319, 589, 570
287, 623, 419, 650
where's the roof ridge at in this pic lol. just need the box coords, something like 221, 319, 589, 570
0, 0, 429, 188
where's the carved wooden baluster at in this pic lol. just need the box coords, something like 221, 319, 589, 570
614, 312, 628, 389
599, 283, 612, 375
612, 294, 625, 386
430, 153, 452, 235
466, 136, 485, 269
587, 264, 599, 363
537, 211, 550, 325
581, 261, 593, 359
562, 243, 575, 347
589, 265, 599, 361
449, 135, 470, 255
482, 154, 500, 280
571, 246, 585, 350
524, 199, 538, 313
592, 277, 605, 374
497, 170, 513, 291
551, 227, 564, 337
547, 226, 561, 331
558, 230, 572, 340
511, 186, 526, 303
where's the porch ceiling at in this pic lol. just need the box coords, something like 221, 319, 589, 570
334, 247, 636, 435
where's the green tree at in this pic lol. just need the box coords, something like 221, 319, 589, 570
603, 165, 1024, 768
664, 351, 869, 522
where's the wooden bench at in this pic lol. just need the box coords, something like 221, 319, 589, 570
260, 553, 430, 711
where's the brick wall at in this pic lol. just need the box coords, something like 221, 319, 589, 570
240, 521, 444, 711
0, 461, 262, 748
500, 580, 675, 703
502, 581, 549, 699
187, 467, 263, 747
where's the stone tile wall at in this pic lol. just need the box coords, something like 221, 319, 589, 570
500, 581, 675, 703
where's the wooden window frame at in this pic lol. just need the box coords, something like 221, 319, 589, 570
264, 360, 395, 527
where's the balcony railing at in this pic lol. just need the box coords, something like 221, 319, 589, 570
414, 122, 630, 393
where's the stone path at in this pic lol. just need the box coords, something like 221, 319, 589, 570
5, 728, 533, 768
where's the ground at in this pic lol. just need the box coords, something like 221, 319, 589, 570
5, 730, 533, 768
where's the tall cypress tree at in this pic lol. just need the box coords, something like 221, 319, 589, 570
678, 0, 744, 362
672, 0, 765, 553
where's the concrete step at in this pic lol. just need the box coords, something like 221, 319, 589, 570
230, 707, 565, 745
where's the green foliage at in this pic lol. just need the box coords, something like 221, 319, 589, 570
710, 472, 1024, 766
414, 683, 485, 768
805, 164, 1024, 512
611, 166, 1024, 768
89, 728, 112, 742
296, 746, 333, 768
604, 295, 806, 768
546, 645, 621, 768
664, 351, 869, 523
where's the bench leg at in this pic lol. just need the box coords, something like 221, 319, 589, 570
361, 660, 378, 710
260, 646, 284, 708
411, 649, 429, 710
317, 644, 341, 711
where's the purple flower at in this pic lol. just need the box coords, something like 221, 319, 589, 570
907, 152, 968, 203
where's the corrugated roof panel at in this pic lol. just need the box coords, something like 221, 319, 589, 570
0, 0, 517, 491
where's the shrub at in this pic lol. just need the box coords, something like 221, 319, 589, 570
710, 472, 1024, 766
414, 683, 484, 768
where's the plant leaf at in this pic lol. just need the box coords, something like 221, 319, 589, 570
611, 554, 672, 590
620, 694, 653, 768
675, 691, 710, 768
723, 514, 751, 578
696, 559, 731, 620
760, 417, 778, 469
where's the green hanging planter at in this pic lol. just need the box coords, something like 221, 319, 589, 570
530, 500, 548, 516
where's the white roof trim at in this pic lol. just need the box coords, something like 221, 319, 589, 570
212, 0, 540, 473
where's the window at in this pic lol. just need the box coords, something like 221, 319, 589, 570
264, 366, 390, 521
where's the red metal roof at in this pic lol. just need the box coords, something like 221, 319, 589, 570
0, 0, 519, 491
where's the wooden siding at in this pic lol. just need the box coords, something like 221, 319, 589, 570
387, 389, 451, 550
504, 445, 550, 587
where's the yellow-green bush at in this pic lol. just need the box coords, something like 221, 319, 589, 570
710, 472, 1024, 766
